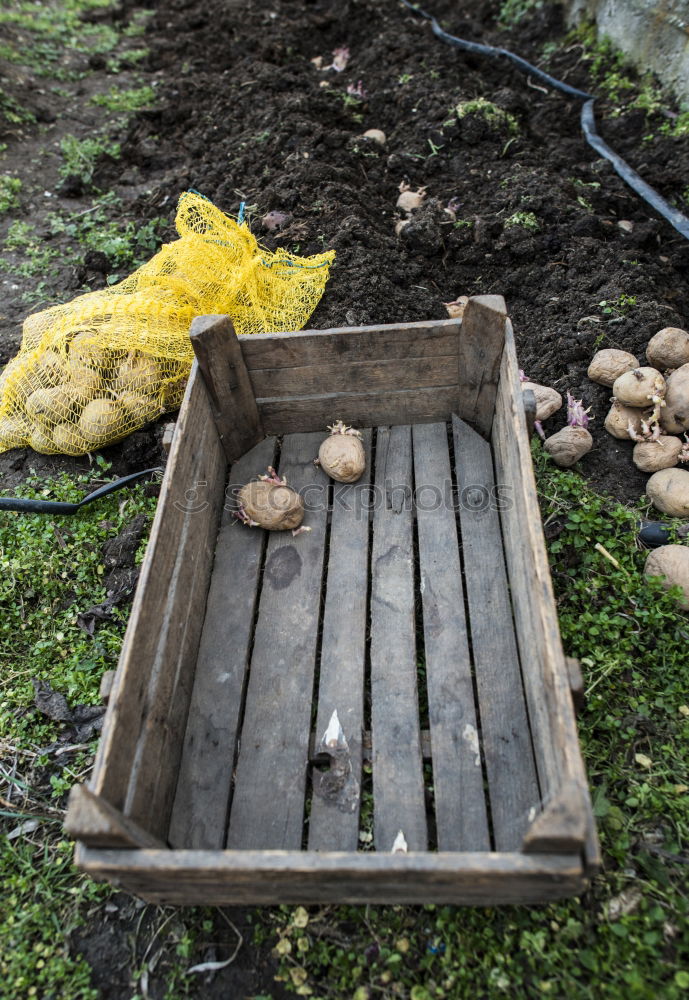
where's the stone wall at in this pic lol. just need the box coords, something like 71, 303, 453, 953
564, 0, 689, 100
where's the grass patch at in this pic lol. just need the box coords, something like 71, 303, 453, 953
455, 98, 519, 135
0, 463, 159, 999
90, 85, 155, 112
0, 175, 21, 214
59, 133, 121, 186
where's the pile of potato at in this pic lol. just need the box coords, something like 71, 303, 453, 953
588, 326, 689, 517
0, 332, 175, 455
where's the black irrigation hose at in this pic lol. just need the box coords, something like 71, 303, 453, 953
399, 0, 689, 242
0, 466, 161, 515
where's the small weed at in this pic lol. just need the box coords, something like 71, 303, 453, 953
0, 467, 159, 999
0, 174, 21, 213
59, 133, 121, 186
0, 86, 35, 127
398, 73, 413, 85
598, 293, 637, 317
504, 210, 540, 231
90, 85, 156, 112
453, 218, 473, 230
497, 0, 543, 28
455, 97, 519, 134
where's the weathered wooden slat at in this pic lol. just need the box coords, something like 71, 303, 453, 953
190, 315, 263, 462
75, 847, 587, 906
227, 433, 330, 849
91, 366, 226, 840
257, 387, 458, 436
453, 413, 540, 851
412, 423, 490, 851
370, 426, 427, 853
239, 319, 461, 370
168, 437, 278, 849
249, 356, 458, 400
491, 322, 600, 872
456, 295, 507, 438
308, 430, 372, 853
65, 786, 166, 849
522, 781, 589, 854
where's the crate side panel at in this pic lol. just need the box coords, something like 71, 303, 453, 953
491, 323, 599, 868
75, 848, 587, 906
92, 365, 226, 838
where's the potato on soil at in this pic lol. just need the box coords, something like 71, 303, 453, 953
78, 398, 125, 447
633, 436, 683, 473
659, 363, 689, 434
644, 545, 689, 610
238, 479, 304, 531
604, 401, 651, 439
587, 349, 639, 387
543, 426, 593, 467
521, 382, 562, 422
646, 328, 689, 371
612, 367, 665, 408
646, 467, 689, 517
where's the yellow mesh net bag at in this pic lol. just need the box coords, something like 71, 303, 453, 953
0, 192, 335, 456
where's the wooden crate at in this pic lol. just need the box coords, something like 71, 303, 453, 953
66, 296, 599, 905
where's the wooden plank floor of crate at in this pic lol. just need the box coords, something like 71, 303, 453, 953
168, 417, 542, 854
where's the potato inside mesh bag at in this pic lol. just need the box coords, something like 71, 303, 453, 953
0, 192, 334, 455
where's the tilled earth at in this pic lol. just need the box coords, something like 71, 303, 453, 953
2, 0, 689, 501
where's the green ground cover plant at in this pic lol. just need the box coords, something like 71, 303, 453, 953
0, 464, 159, 999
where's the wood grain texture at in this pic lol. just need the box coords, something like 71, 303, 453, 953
239, 319, 461, 370
456, 294, 507, 438
64, 786, 166, 849
91, 365, 226, 841
75, 847, 587, 905
308, 431, 372, 852
370, 426, 427, 853
453, 413, 540, 851
412, 423, 490, 851
258, 387, 458, 436
522, 781, 588, 854
249, 356, 458, 400
226, 433, 330, 850
190, 315, 263, 462
491, 321, 600, 873
168, 437, 278, 849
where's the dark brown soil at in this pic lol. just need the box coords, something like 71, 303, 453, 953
3, 1, 689, 501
